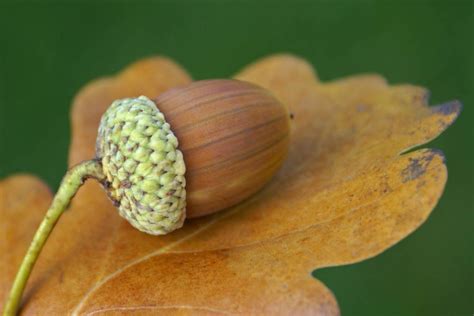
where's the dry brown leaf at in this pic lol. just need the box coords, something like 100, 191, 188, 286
0, 55, 460, 315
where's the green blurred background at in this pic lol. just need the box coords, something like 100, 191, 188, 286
1, 1, 472, 315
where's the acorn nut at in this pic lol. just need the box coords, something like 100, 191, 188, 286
153, 79, 291, 218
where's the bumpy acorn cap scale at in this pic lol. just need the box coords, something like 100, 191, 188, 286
96, 96, 186, 235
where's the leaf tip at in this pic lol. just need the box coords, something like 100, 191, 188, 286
431, 99, 462, 118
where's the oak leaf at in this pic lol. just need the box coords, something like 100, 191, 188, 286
0, 55, 460, 315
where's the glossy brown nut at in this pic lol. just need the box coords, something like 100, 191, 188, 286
154, 79, 291, 217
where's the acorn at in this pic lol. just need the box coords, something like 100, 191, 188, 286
3, 79, 290, 315
155, 79, 290, 217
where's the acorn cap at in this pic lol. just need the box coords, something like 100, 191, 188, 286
96, 96, 186, 235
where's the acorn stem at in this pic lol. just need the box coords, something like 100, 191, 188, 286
3, 159, 104, 316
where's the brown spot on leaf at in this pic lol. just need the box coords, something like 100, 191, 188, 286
401, 150, 444, 182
